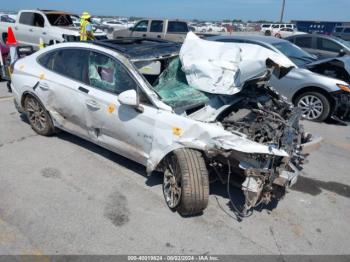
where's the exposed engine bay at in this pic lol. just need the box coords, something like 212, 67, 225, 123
213, 74, 311, 216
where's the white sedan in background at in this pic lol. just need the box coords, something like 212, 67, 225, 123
274, 28, 306, 38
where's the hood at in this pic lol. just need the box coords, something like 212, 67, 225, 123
305, 56, 350, 84
179, 32, 294, 95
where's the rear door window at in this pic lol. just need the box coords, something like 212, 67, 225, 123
133, 20, 149, 32
51, 48, 90, 82
33, 13, 45, 27
150, 20, 164, 33
19, 12, 34, 25
344, 28, 350, 33
295, 36, 312, 48
317, 38, 342, 52
167, 22, 188, 33
38, 51, 57, 70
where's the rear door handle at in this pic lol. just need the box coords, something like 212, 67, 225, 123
29, 28, 33, 32
157, 35, 161, 38
142, 34, 146, 37
85, 99, 100, 110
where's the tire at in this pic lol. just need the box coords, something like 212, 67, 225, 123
24, 95, 55, 136
295, 91, 331, 122
265, 30, 271, 36
7, 81, 11, 92
275, 33, 282, 38
163, 149, 209, 216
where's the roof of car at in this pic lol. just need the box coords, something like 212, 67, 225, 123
91, 38, 181, 60
207, 34, 287, 45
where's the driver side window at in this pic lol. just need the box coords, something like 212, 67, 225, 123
133, 20, 149, 32
88, 51, 137, 94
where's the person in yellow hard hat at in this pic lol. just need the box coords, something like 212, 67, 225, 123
80, 12, 95, 41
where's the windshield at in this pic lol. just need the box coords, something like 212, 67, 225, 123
333, 36, 350, 49
272, 41, 316, 66
152, 58, 210, 110
46, 13, 73, 26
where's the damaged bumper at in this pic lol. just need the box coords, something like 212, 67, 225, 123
331, 91, 350, 120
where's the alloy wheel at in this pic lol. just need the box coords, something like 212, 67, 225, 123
163, 156, 182, 209
25, 97, 48, 132
297, 95, 324, 120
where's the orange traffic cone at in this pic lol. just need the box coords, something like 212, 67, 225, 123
6, 27, 18, 64
6, 27, 17, 46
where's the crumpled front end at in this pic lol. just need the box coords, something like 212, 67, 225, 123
205, 77, 316, 216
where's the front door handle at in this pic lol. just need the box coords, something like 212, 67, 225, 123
29, 28, 33, 32
43, 32, 47, 35
85, 99, 100, 110
157, 35, 161, 38
142, 34, 146, 37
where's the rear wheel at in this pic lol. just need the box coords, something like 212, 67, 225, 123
295, 91, 331, 122
24, 96, 55, 136
162, 149, 209, 216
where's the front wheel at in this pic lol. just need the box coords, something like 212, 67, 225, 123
162, 149, 209, 216
295, 91, 331, 122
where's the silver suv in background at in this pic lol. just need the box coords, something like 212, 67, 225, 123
113, 19, 189, 42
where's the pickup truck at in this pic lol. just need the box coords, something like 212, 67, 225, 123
113, 19, 190, 42
0, 10, 107, 48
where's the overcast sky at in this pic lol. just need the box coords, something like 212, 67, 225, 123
2, 0, 349, 21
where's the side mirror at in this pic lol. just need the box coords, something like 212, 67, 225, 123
118, 89, 143, 112
338, 49, 346, 57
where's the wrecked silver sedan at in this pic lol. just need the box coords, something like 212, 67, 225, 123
10, 36, 319, 217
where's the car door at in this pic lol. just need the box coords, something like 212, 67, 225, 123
36, 47, 91, 138
165, 21, 188, 42
314, 37, 342, 58
148, 20, 164, 39
83, 50, 156, 165
15, 12, 35, 46
293, 35, 315, 55
131, 20, 149, 38
29, 12, 46, 46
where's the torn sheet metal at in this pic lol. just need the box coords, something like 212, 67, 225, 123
179, 32, 294, 95
305, 56, 350, 84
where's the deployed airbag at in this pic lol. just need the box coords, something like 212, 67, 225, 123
179, 32, 294, 95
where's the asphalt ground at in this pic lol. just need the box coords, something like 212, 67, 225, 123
0, 81, 350, 255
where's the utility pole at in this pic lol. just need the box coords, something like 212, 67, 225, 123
280, 0, 286, 22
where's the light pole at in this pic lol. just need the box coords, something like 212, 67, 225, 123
280, 0, 286, 23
